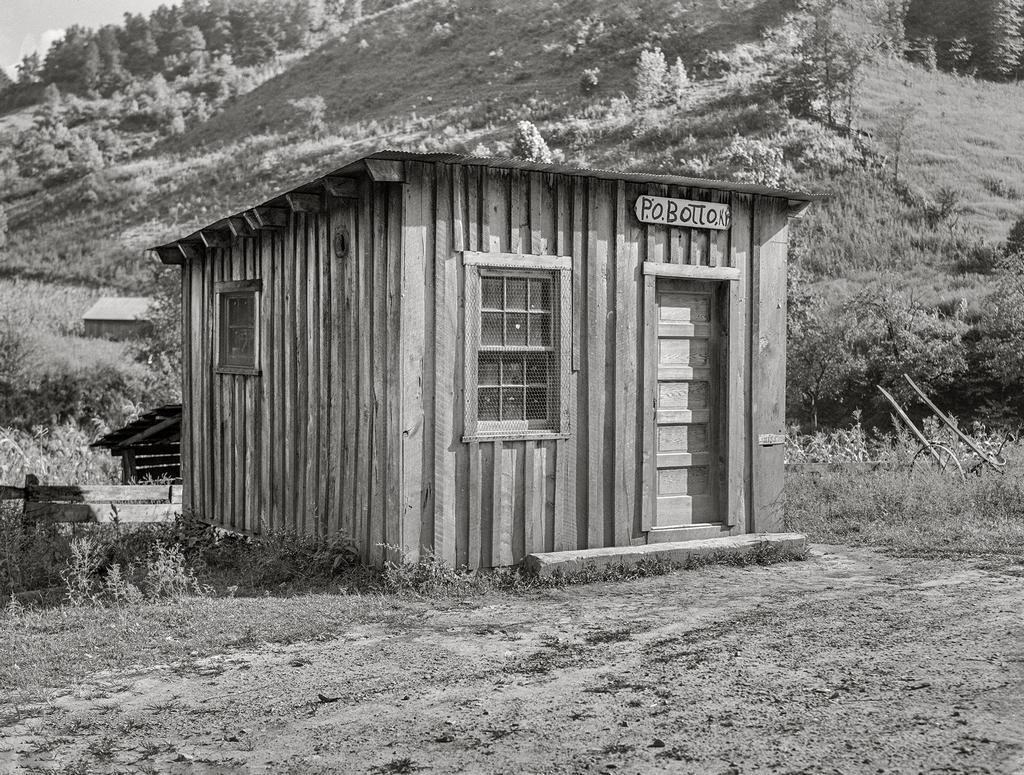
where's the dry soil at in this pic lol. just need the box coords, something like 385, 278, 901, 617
2, 545, 1024, 774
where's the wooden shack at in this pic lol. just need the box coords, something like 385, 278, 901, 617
92, 404, 182, 483
153, 151, 817, 567
82, 296, 154, 339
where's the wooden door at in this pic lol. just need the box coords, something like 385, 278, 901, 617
651, 280, 722, 528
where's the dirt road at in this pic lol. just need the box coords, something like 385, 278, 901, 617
3, 545, 1024, 774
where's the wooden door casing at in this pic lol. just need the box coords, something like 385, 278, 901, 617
650, 279, 723, 529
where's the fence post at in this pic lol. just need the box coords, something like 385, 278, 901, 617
22, 473, 38, 528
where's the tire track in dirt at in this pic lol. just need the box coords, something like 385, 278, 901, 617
2, 546, 1023, 774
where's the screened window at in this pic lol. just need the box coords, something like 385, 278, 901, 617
478, 274, 556, 428
216, 280, 261, 374
463, 252, 571, 440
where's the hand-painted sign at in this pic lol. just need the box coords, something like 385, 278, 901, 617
634, 195, 731, 230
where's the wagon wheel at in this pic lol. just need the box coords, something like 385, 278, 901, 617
911, 441, 966, 481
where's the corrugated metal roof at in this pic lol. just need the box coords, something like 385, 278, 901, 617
153, 150, 824, 257
364, 150, 824, 200
83, 296, 153, 321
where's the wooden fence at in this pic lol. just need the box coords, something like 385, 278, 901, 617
0, 477, 182, 524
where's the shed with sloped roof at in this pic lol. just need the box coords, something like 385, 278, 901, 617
82, 296, 153, 340
153, 151, 819, 567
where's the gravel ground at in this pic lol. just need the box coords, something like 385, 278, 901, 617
2, 545, 1023, 774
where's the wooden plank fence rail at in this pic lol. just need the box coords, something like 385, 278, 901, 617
0, 477, 182, 524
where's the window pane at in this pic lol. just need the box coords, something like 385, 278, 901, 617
482, 277, 503, 309
506, 279, 527, 310
228, 295, 254, 327
528, 312, 551, 346
502, 354, 524, 385
482, 312, 503, 345
479, 387, 500, 420
525, 387, 548, 420
501, 387, 523, 420
529, 279, 552, 310
525, 354, 549, 384
506, 313, 527, 346
226, 327, 255, 361
478, 353, 500, 385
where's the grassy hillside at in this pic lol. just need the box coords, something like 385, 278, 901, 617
859, 59, 1024, 245
1, 0, 1023, 431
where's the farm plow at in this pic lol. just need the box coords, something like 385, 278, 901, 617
877, 374, 1011, 480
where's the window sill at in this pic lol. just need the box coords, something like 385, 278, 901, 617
216, 366, 261, 376
462, 431, 570, 443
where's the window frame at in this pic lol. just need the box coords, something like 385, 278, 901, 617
462, 251, 572, 442
215, 279, 262, 376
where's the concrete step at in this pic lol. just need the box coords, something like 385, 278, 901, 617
523, 533, 807, 577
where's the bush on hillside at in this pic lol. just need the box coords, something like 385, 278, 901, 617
511, 121, 554, 163
714, 135, 785, 186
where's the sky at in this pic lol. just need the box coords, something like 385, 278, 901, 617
1, 0, 170, 79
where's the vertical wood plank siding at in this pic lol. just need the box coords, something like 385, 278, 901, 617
180, 161, 791, 566
182, 182, 404, 563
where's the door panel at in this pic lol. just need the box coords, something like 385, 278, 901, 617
652, 280, 721, 529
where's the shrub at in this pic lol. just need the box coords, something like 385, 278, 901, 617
511, 120, 553, 163
579, 67, 600, 94
715, 135, 785, 186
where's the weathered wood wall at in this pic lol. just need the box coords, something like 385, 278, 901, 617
399, 161, 789, 568
181, 179, 404, 563
83, 320, 152, 340
180, 160, 790, 567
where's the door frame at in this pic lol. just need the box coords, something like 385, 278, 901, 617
640, 262, 745, 541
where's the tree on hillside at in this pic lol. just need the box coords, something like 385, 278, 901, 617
633, 47, 669, 111
95, 26, 130, 95
975, 254, 1024, 401
164, 25, 209, 76
16, 52, 41, 84
876, 101, 916, 186
982, 0, 1024, 79
948, 37, 975, 75
1006, 214, 1024, 255
877, 0, 909, 56
289, 95, 328, 138
41, 26, 95, 92
121, 13, 160, 77
82, 41, 102, 94
0, 69, 12, 93
773, 0, 878, 130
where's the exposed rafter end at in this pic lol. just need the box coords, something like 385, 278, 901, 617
285, 192, 324, 213
200, 228, 232, 249
228, 216, 254, 239
153, 246, 184, 265
177, 242, 204, 262
363, 159, 406, 183
321, 176, 360, 198
243, 207, 289, 230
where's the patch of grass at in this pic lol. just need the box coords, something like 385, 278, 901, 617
784, 459, 1024, 558
370, 757, 420, 774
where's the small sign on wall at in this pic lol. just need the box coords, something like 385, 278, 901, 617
634, 195, 731, 230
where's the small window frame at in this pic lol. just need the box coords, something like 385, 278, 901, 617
462, 251, 572, 442
215, 279, 261, 376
